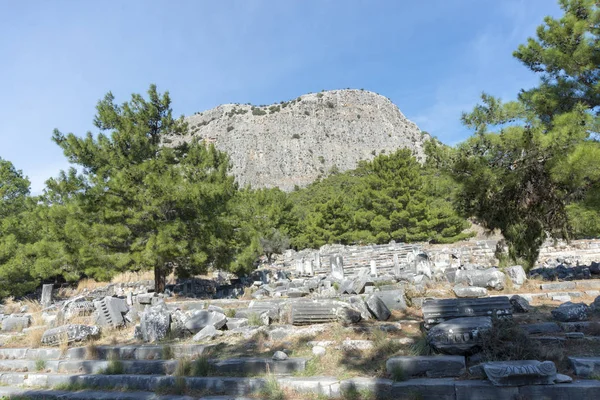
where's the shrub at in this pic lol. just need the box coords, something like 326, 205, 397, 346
318, 156, 325, 164
226, 126, 234, 132
326, 101, 334, 108
317, 93, 324, 98
248, 312, 263, 326
304, 111, 310, 116
252, 107, 267, 116
35, 359, 46, 371
225, 308, 236, 318
292, 133, 301, 139
191, 356, 213, 376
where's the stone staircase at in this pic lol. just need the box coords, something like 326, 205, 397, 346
1, 342, 600, 399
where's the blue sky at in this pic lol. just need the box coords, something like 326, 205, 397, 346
0, 0, 561, 193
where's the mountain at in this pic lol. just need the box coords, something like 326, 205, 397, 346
170, 89, 428, 191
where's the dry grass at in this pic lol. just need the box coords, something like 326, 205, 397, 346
1, 297, 21, 314
26, 327, 45, 348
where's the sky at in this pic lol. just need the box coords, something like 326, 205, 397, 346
0, 0, 562, 194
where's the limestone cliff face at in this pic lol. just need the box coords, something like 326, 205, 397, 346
172, 89, 428, 191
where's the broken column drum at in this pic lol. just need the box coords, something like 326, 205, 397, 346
291, 301, 338, 325
422, 296, 512, 328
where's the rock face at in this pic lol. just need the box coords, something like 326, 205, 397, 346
171, 89, 427, 191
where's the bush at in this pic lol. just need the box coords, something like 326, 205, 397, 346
292, 133, 301, 139
226, 126, 234, 132
326, 101, 334, 108
252, 107, 267, 116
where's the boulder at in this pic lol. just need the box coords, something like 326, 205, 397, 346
453, 285, 487, 298
139, 304, 171, 343
1, 315, 31, 332
312, 346, 326, 356
551, 302, 591, 322
505, 265, 527, 287
225, 318, 249, 330
590, 261, 600, 275
366, 294, 391, 321
193, 325, 219, 341
455, 268, 506, 290
184, 310, 227, 333
336, 306, 362, 324
272, 351, 289, 361
427, 316, 492, 355
374, 289, 407, 311
510, 295, 531, 313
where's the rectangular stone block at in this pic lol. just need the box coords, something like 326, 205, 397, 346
386, 356, 465, 378
455, 380, 518, 400
540, 282, 576, 291
422, 297, 511, 327
570, 357, 600, 378
391, 378, 456, 400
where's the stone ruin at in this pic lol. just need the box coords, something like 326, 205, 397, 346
1, 239, 600, 398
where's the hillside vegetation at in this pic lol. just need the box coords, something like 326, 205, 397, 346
1, 0, 599, 298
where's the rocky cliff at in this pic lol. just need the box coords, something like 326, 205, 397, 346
171, 89, 428, 191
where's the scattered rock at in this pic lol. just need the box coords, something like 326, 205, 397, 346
510, 295, 530, 313
455, 268, 506, 290
312, 346, 326, 356
366, 294, 391, 321
41, 324, 100, 346
193, 325, 219, 341
336, 306, 362, 324
453, 285, 487, 298
272, 351, 289, 361
184, 310, 227, 333
427, 316, 492, 355
139, 303, 171, 343
551, 302, 591, 322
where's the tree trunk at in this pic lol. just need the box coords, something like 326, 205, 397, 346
154, 266, 166, 293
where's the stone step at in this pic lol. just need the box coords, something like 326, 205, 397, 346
0, 385, 253, 399
0, 357, 307, 376
386, 356, 465, 378
1, 373, 599, 399
0, 344, 215, 361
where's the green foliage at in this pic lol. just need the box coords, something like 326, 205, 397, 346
292, 133, 301, 139
447, 0, 600, 269
251, 107, 267, 116
50, 85, 237, 292
290, 149, 472, 249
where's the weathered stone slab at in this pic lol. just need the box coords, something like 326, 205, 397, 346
551, 302, 591, 322
226, 318, 248, 330
505, 265, 527, 286
386, 356, 465, 378
330, 254, 344, 280
570, 357, 600, 378
366, 294, 391, 321
184, 310, 226, 333
40, 284, 53, 308
455, 380, 519, 400
1, 316, 30, 332
291, 301, 337, 325
41, 324, 100, 346
576, 281, 600, 290
518, 380, 600, 399
427, 316, 492, 355
453, 285, 487, 298
340, 377, 392, 399
541, 282, 577, 291
510, 295, 530, 313
391, 378, 456, 400
210, 357, 306, 375
482, 360, 557, 386
278, 376, 341, 397
93, 296, 129, 329
139, 304, 170, 343
521, 322, 561, 334
371, 289, 405, 312
455, 268, 505, 290
422, 296, 511, 328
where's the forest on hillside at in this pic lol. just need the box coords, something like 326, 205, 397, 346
1, 0, 599, 298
